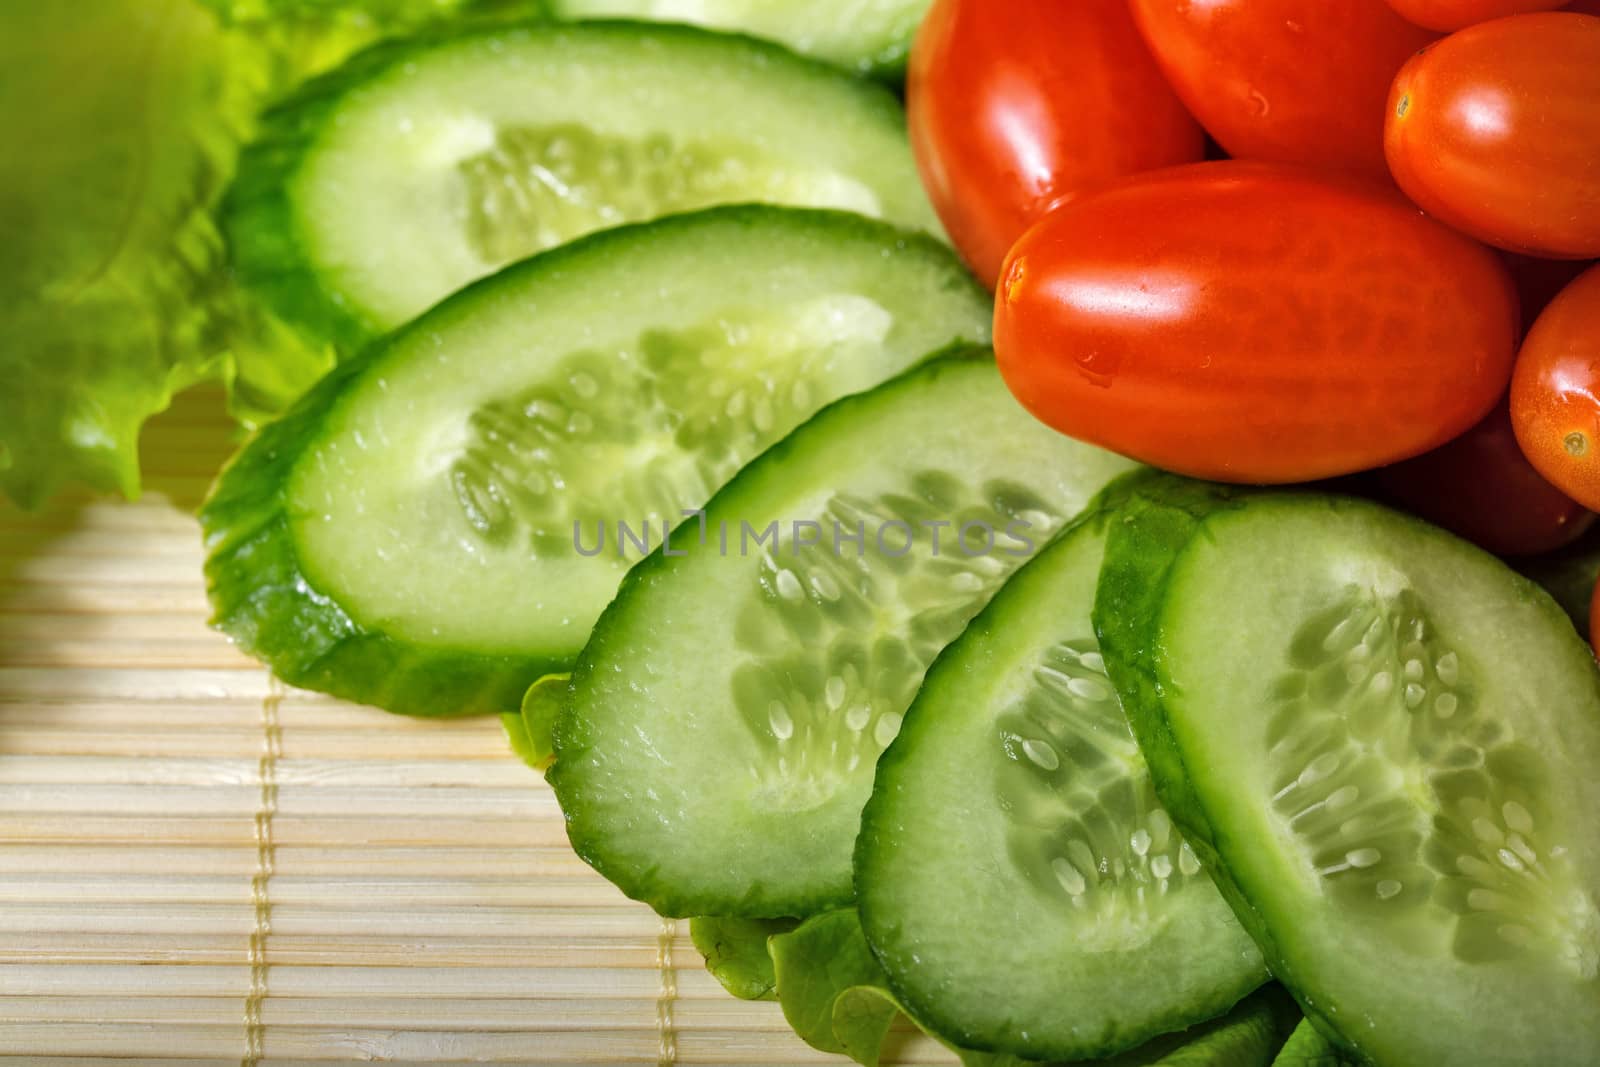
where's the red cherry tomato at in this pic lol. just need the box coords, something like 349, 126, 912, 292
1386, 14, 1600, 259
907, 0, 1205, 287
1511, 265, 1600, 508
1374, 399, 1594, 556
994, 162, 1519, 483
1383, 0, 1567, 30
1127, 0, 1435, 180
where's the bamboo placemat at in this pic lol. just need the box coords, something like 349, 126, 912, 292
0, 387, 955, 1066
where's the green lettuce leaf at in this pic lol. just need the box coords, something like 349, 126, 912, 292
500, 712, 539, 767
198, 0, 551, 424
1150, 991, 1298, 1067
504, 673, 571, 772
0, 0, 553, 508
770, 910, 898, 1062
688, 917, 798, 1002
220, 295, 339, 429
201, 0, 550, 95
0, 0, 263, 508
1269, 1020, 1360, 1067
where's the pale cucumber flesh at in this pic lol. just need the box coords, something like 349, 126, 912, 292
856, 496, 1265, 1060
201, 207, 988, 716
551, 356, 1137, 916
289, 211, 983, 658
1095, 483, 1600, 1066
228, 21, 938, 346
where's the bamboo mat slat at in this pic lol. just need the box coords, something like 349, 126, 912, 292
0, 388, 956, 1066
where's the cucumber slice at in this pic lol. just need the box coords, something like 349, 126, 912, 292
1094, 479, 1600, 1066
202, 206, 989, 717
550, 355, 1137, 916
546, 1, 930, 76
771, 910, 1292, 1067
226, 19, 939, 356
856, 489, 1267, 1061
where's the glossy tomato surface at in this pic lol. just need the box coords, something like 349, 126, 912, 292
1375, 399, 1593, 556
1128, 0, 1435, 179
907, 0, 1204, 287
1512, 265, 1600, 509
1384, 0, 1567, 30
994, 162, 1519, 483
1386, 13, 1600, 258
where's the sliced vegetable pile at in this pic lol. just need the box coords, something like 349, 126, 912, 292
1098, 479, 1600, 1064
550, 355, 1135, 916
226, 19, 938, 359
12, 0, 1600, 1062
855, 485, 1266, 1060
202, 206, 988, 716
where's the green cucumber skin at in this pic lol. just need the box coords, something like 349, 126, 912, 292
205, 205, 980, 717
201, 345, 552, 716
548, 366, 910, 917
551, 353, 1132, 917
1092, 480, 1276, 972
546, 0, 927, 78
225, 18, 929, 360
1093, 479, 1378, 1063
1092, 477, 1596, 1066
855, 476, 1267, 1061
222, 28, 426, 355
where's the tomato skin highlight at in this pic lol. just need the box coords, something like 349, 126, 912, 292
906, 0, 1204, 288
994, 162, 1520, 484
1374, 399, 1594, 556
1383, 0, 1567, 30
1128, 0, 1435, 180
1511, 265, 1600, 509
1385, 13, 1600, 259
